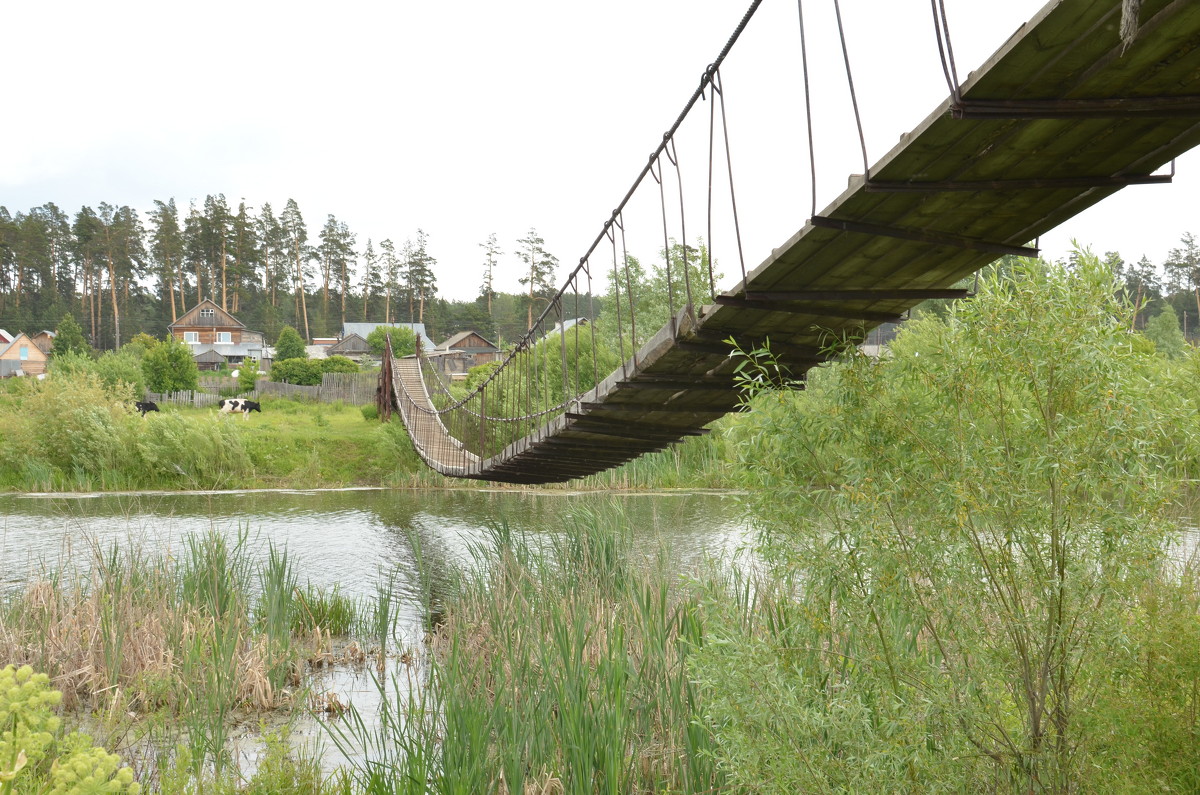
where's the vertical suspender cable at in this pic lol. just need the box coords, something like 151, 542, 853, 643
797, 0, 818, 219
930, 0, 963, 105
713, 70, 747, 287
665, 138, 694, 315
653, 155, 677, 335
833, 0, 870, 179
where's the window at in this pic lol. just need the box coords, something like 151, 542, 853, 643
217, 332, 232, 343
184, 332, 199, 343
200, 308, 215, 319
18, 346, 28, 360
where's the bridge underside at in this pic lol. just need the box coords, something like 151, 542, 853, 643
396, 0, 1200, 484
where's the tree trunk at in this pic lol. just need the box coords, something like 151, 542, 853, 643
167, 255, 178, 322
220, 236, 228, 311
106, 252, 121, 348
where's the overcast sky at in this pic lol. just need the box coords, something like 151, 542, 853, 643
4, 0, 1197, 302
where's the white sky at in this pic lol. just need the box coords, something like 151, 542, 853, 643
4, 0, 1197, 302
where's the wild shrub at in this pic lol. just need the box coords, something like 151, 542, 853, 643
697, 253, 1200, 791
320, 355, 359, 374
270, 358, 323, 385
134, 412, 251, 489
22, 372, 134, 480
141, 336, 199, 393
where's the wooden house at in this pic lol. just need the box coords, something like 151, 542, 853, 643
438, 330, 501, 368
193, 348, 227, 372
168, 299, 268, 369
327, 333, 371, 357
30, 330, 55, 354
0, 333, 49, 377
168, 299, 263, 346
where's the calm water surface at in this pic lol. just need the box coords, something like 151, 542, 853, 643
0, 487, 754, 772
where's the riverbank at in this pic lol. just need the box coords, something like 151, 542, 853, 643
0, 374, 737, 493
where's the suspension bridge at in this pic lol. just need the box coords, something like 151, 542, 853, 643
381, 0, 1200, 484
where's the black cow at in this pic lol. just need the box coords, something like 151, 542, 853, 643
218, 398, 262, 419
134, 401, 159, 416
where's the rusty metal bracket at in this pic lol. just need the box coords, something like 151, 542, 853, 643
743, 288, 969, 301
810, 215, 1038, 258
950, 96, 1200, 119
864, 173, 1172, 192
712, 295, 903, 322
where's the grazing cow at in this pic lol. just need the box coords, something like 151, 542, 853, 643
217, 398, 262, 419
134, 400, 159, 416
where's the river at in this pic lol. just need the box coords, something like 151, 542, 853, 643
0, 487, 754, 775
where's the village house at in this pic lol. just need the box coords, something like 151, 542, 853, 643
168, 299, 270, 369
438, 330, 502, 369
30, 330, 55, 354
326, 333, 371, 357
0, 332, 49, 377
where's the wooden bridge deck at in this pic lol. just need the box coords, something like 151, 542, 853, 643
393, 0, 1200, 484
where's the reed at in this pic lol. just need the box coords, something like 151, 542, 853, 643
327, 502, 726, 793
0, 529, 367, 782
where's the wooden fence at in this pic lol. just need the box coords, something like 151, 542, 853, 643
148, 372, 378, 408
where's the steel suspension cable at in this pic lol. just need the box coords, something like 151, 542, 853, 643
402, 0, 765, 442
665, 138, 695, 314
930, 0, 963, 105
796, 0, 819, 218
713, 69, 747, 287
833, 0, 871, 179
652, 156, 677, 335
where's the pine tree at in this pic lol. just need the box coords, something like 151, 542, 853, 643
256, 203, 286, 309
50, 313, 89, 358
380, 238, 399, 323
360, 238, 381, 321
406, 229, 437, 323
149, 199, 185, 322
281, 199, 312, 342
275, 325, 307, 360
202, 195, 234, 311
480, 232, 501, 314
230, 200, 259, 315
516, 227, 559, 329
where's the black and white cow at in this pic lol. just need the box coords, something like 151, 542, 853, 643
134, 400, 159, 416
218, 398, 262, 419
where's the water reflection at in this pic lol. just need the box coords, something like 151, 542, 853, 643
0, 487, 752, 640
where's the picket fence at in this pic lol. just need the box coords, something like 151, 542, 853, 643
148, 372, 377, 408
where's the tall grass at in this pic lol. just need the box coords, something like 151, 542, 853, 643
0, 529, 366, 781
327, 503, 726, 793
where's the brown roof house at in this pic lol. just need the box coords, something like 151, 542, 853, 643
327, 333, 371, 357
168, 299, 269, 368
0, 333, 49, 377
438, 331, 501, 368
31, 330, 55, 354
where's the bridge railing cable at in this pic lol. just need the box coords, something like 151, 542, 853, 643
391, 0, 768, 472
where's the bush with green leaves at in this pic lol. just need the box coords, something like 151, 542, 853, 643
1143, 307, 1188, 358
49, 314, 90, 359
365, 325, 416, 357
0, 665, 139, 794
319, 355, 359, 374
274, 326, 306, 361
270, 358, 323, 385
697, 253, 1200, 792
120, 333, 158, 360
238, 358, 260, 394
141, 336, 199, 393
92, 350, 146, 397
